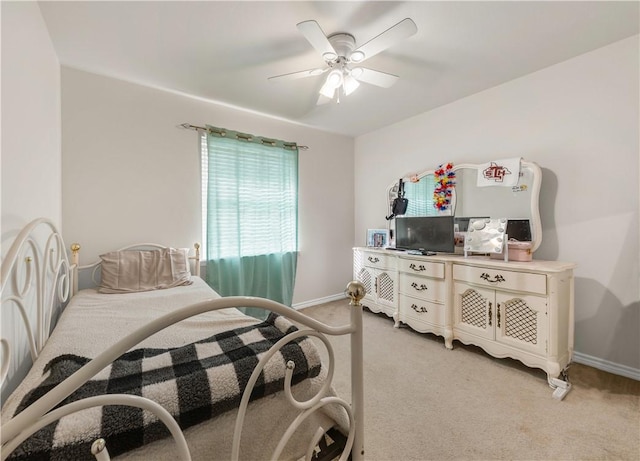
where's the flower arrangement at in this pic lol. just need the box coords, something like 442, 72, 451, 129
433, 162, 456, 212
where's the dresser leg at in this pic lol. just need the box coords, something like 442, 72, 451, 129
548, 367, 571, 400
393, 311, 400, 328
444, 328, 454, 349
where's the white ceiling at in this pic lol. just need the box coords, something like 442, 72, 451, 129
38, 1, 639, 137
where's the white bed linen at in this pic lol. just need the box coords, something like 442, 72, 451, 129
2, 277, 345, 460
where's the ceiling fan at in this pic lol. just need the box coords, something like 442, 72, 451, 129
268, 18, 418, 104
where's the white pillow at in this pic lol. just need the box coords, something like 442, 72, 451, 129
98, 248, 192, 294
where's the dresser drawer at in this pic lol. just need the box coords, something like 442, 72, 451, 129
398, 258, 444, 278
399, 295, 446, 326
399, 273, 446, 302
453, 264, 546, 295
362, 252, 396, 270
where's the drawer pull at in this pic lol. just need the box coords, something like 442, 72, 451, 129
497, 303, 501, 328
411, 303, 428, 314
411, 282, 428, 292
409, 263, 426, 272
480, 272, 506, 283
368, 256, 380, 263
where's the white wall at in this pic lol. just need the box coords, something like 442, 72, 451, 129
1, 2, 61, 238
355, 37, 639, 373
1, 1, 61, 400
61, 68, 355, 306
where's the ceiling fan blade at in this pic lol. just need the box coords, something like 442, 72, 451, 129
353, 18, 417, 62
297, 20, 337, 59
355, 68, 399, 88
316, 94, 333, 105
268, 68, 326, 82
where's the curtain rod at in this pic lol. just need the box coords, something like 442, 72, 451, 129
179, 123, 308, 150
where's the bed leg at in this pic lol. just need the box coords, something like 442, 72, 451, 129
346, 281, 365, 461
71, 243, 80, 295
192, 243, 201, 278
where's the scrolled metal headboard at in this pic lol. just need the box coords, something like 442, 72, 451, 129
1, 218, 74, 389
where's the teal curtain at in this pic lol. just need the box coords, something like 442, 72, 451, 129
204, 126, 298, 318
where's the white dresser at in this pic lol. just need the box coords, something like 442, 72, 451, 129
354, 247, 576, 393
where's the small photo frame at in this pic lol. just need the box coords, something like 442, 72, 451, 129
367, 229, 389, 248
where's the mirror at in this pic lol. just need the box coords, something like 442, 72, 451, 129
387, 160, 542, 252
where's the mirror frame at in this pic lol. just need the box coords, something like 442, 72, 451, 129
386, 160, 543, 252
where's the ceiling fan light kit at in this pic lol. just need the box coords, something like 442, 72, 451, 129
269, 18, 417, 104
326, 69, 344, 87
322, 51, 338, 61
319, 69, 343, 98
350, 67, 364, 78
343, 74, 360, 96
350, 50, 365, 63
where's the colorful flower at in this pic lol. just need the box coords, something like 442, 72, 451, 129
433, 163, 456, 211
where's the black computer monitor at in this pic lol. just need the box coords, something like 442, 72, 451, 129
506, 219, 532, 241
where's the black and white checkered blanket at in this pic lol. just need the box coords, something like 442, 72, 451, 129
10, 313, 321, 460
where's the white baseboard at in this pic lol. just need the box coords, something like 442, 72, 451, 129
573, 351, 640, 381
292, 293, 345, 310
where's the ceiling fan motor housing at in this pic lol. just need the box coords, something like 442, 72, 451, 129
327, 33, 357, 61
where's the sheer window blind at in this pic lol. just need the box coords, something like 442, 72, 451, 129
201, 132, 298, 260
405, 175, 439, 216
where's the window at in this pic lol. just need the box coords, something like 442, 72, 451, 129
200, 127, 299, 307
201, 132, 298, 259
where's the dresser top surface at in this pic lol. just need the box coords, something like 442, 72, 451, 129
354, 247, 576, 272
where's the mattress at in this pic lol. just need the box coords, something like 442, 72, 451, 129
2, 277, 346, 460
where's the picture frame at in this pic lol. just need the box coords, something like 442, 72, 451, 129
367, 229, 389, 248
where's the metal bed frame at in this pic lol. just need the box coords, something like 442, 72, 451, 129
1, 218, 365, 460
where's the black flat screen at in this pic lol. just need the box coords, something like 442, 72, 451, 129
395, 216, 455, 253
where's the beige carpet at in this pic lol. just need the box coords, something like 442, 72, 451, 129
300, 299, 640, 461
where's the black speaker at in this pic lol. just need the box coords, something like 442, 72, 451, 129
386, 178, 409, 220
392, 197, 408, 216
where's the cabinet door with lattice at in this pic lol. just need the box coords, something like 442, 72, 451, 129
374, 269, 397, 312
495, 292, 548, 356
453, 283, 495, 341
355, 265, 376, 305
